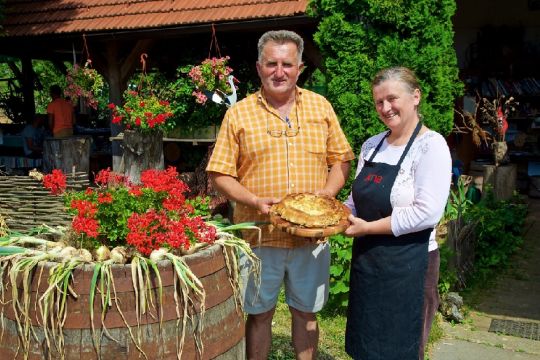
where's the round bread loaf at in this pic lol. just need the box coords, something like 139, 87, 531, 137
270, 193, 347, 228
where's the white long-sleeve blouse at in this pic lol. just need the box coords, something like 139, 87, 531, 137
344, 130, 452, 251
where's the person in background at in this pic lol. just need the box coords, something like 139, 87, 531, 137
206, 30, 354, 359
343, 66, 451, 360
21, 114, 46, 158
47, 85, 75, 138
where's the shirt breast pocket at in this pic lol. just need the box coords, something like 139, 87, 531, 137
303, 120, 327, 157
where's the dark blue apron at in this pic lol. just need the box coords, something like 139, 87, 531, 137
345, 122, 431, 360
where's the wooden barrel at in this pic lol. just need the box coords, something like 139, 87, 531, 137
43, 135, 92, 175
0, 244, 245, 359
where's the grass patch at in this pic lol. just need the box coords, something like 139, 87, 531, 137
268, 290, 351, 359
269, 290, 442, 359
425, 313, 444, 359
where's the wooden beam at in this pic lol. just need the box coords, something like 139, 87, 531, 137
20, 57, 36, 122
302, 36, 323, 71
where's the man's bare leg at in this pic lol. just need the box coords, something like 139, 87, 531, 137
246, 308, 275, 360
290, 306, 318, 360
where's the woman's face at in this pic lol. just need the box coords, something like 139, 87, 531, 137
372, 79, 420, 130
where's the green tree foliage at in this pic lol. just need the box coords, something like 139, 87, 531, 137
32, 60, 66, 113
0, 60, 65, 120
309, 0, 464, 151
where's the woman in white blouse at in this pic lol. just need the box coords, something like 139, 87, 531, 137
343, 66, 451, 360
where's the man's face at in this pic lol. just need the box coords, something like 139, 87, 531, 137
256, 41, 303, 100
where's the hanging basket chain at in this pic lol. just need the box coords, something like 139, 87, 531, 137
82, 34, 93, 68
207, 23, 222, 59
138, 53, 153, 95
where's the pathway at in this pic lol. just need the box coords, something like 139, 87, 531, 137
431, 197, 540, 360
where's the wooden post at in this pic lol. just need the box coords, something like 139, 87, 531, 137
121, 130, 164, 184
446, 218, 476, 289
43, 136, 92, 175
483, 163, 517, 201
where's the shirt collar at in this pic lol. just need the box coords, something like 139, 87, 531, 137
257, 86, 303, 108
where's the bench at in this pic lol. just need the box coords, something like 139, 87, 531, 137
0, 134, 42, 172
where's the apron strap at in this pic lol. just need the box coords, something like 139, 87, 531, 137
396, 121, 423, 167
367, 121, 423, 164
367, 130, 391, 162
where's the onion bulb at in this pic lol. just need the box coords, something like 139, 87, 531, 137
95, 245, 111, 262
47, 246, 64, 256
184, 242, 209, 255
149, 248, 168, 262
59, 246, 77, 259
77, 248, 93, 262
110, 246, 127, 264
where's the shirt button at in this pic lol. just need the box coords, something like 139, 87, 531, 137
291, 183, 295, 188
290, 163, 294, 167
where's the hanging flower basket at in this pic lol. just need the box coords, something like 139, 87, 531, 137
109, 54, 174, 134
64, 61, 104, 110
109, 90, 174, 133
188, 56, 237, 106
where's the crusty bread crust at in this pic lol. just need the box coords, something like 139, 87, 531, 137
270, 193, 347, 228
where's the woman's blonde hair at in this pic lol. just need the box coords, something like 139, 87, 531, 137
371, 66, 421, 95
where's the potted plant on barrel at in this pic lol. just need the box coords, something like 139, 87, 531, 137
108, 55, 175, 184
478, 95, 517, 166
455, 93, 518, 200
0, 166, 260, 359
455, 93, 517, 166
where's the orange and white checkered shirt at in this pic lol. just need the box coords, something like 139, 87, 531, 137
206, 87, 355, 248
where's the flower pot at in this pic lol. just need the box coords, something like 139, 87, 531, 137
0, 244, 245, 359
492, 141, 509, 166
122, 129, 164, 184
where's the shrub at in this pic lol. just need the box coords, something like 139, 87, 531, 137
309, 0, 463, 153
464, 191, 527, 285
327, 234, 353, 311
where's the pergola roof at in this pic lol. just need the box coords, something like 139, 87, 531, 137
0, 0, 318, 132
2, 0, 310, 37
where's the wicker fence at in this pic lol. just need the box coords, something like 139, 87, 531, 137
0, 172, 89, 232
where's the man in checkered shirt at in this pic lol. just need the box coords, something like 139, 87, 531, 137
207, 30, 354, 360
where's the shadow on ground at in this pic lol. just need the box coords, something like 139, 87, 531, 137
269, 334, 338, 360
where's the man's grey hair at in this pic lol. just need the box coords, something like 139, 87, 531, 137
257, 30, 304, 63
